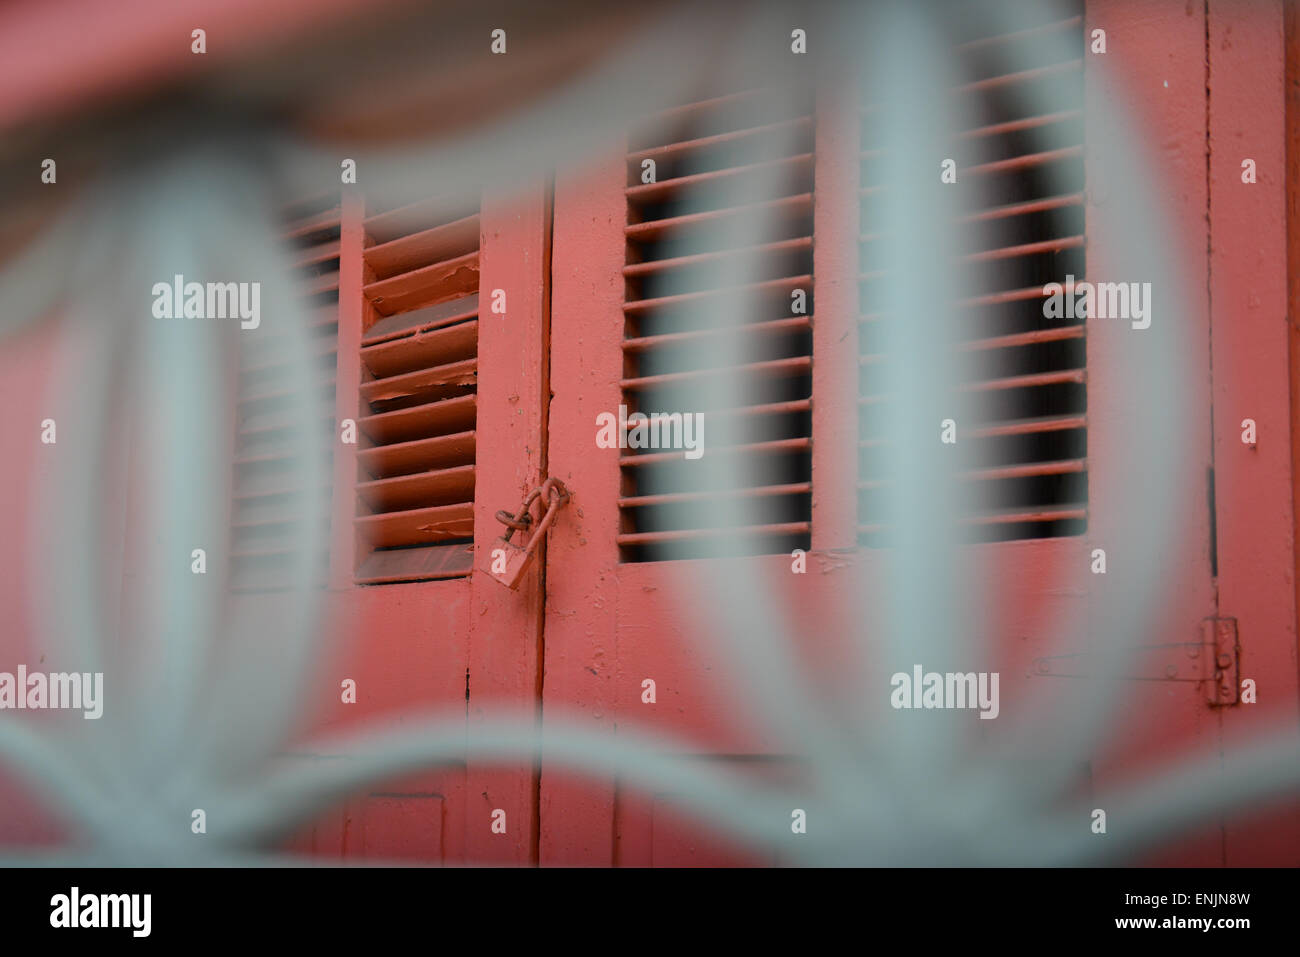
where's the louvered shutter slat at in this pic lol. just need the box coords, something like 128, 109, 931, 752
363, 213, 480, 279
625, 193, 813, 242
357, 358, 477, 405
354, 502, 475, 548
360, 319, 477, 378
362, 250, 479, 316
362, 296, 480, 345
359, 393, 477, 445
356, 430, 475, 477
623, 273, 811, 316
356, 463, 476, 512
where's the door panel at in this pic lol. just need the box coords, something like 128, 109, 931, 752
276, 181, 553, 865
538, 1, 1274, 867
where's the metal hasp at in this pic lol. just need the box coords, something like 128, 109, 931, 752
487, 477, 572, 589
1029, 616, 1241, 707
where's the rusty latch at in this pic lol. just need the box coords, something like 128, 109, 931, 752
486, 477, 571, 589
1029, 616, 1240, 707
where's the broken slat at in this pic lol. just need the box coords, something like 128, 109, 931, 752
354, 502, 475, 548
363, 250, 480, 316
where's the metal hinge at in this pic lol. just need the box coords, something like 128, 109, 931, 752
1029, 616, 1240, 707
1202, 616, 1241, 707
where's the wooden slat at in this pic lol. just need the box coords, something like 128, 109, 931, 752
619, 481, 810, 508
623, 236, 811, 279
962, 506, 1087, 526
358, 357, 477, 404
621, 354, 811, 390
363, 213, 480, 280
956, 109, 1082, 142
623, 315, 810, 353
965, 413, 1087, 439
967, 145, 1083, 177
678, 397, 811, 424
625, 273, 811, 315
363, 296, 478, 345
617, 521, 810, 546
363, 250, 480, 316
355, 502, 475, 548
858, 326, 1085, 368
625, 193, 813, 243
361, 319, 478, 378
958, 191, 1085, 225
961, 368, 1086, 392
627, 116, 812, 164
958, 284, 1054, 308
857, 234, 1083, 264
624, 153, 814, 205
861, 459, 1087, 488
358, 393, 477, 445
963, 234, 1084, 263
356, 430, 476, 478
960, 458, 1086, 482
356, 463, 476, 512
354, 542, 475, 584
619, 436, 810, 467
957, 59, 1082, 95
858, 506, 1086, 535
959, 324, 1084, 352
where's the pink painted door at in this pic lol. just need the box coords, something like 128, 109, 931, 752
536, 1, 1300, 867
264, 181, 554, 865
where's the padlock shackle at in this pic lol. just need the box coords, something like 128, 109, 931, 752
494, 478, 571, 545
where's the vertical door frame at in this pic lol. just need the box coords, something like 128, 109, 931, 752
1209, 0, 1300, 864
466, 180, 554, 864
540, 147, 627, 865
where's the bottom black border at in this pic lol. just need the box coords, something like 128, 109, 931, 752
1, 866, 1285, 943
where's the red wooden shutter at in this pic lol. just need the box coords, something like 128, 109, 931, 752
620, 84, 816, 562
858, 4, 1087, 545
352, 194, 481, 584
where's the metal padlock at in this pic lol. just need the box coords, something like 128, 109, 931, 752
487, 478, 570, 589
